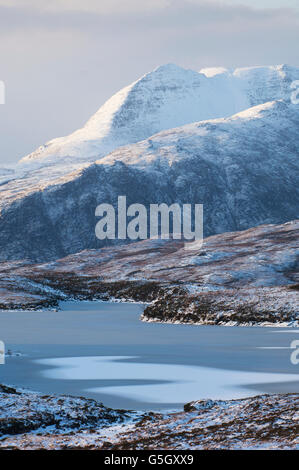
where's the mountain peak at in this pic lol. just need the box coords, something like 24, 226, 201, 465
199, 67, 229, 77
19, 63, 298, 169
152, 63, 187, 73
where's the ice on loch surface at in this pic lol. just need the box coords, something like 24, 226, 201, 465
36, 355, 299, 404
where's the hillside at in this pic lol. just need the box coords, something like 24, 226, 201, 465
0, 99, 298, 261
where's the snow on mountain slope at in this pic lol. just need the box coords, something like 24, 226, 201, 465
18, 63, 298, 171
200, 64, 298, 107
18, 64, 238, 168
0, 99, 298, 261
99, 99, 298, 171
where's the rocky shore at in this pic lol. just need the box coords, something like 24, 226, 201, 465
0, 220, 298, 326
141, 284, 299, 326
0, 385, 298, 450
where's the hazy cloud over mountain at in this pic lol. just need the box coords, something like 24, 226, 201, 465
0, 1, 298, 13
0, 0, 298, 164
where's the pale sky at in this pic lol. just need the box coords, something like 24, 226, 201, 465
228, 0, 299, 8
0, 0, 298, 165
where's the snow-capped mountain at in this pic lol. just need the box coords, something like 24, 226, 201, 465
18, 63, 298, 170
0, 92, 298, 261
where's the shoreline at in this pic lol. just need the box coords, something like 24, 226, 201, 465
0, 285, 298, 328
0, 220, 297, 327
1, 299, 298, 449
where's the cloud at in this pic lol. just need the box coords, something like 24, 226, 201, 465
1, 0, 298, 36
0, 0, 297, 15
0, 0, 171, 14
227, 0, 298, 9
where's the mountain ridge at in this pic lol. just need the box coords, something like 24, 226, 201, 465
0, 63, 298, 261
18, 63, 299, 170
0, 97, 298, 261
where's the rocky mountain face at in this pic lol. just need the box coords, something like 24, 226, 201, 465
0, 96, 298, 261
0, 63, 298, 262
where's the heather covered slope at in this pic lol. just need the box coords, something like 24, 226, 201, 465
0, 220, 297, 325
0, 100, 298, 261
30, 219, 299, 287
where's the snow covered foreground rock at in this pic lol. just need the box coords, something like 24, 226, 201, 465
0, 385, 298, 450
